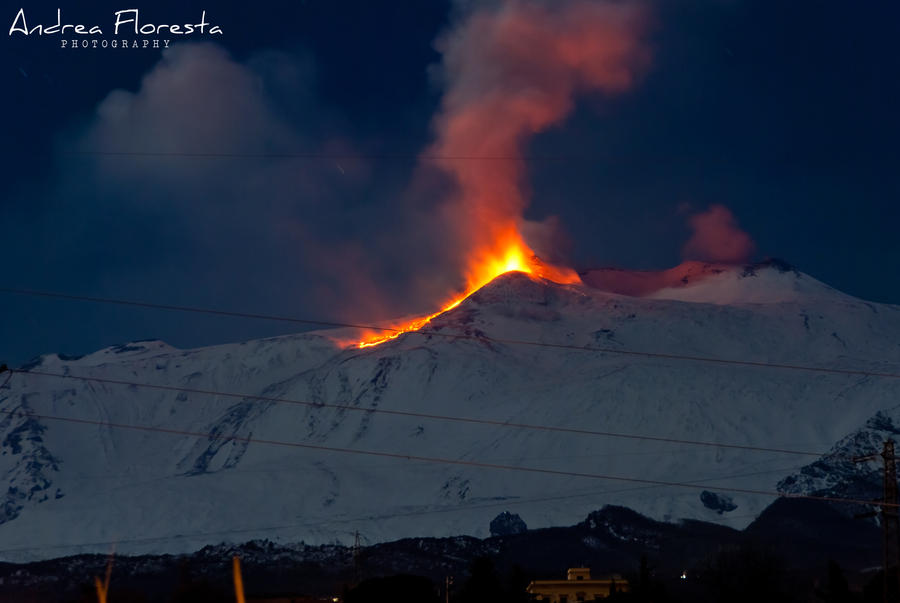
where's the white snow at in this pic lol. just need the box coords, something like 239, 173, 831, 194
0, 262, 898, 561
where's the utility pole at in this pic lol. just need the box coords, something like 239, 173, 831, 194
882, 440, 900, 603
352, 530, 362, 586
444, 575, 454, 603
855, 439, 900, 603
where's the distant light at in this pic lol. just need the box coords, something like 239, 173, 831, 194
680, 572, 687, 580
333, 598, 339, 602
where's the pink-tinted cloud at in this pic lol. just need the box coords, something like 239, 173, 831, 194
682, 204, 756, 264
428, 0, 652, 288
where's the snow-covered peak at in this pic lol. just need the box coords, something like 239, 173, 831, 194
1, 263, 899, 561
580, 259, 854, 305
20, 340, 179, 371
462, 270, 584, 308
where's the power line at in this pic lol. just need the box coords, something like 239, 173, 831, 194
12, 368, 832, 458
0, 376, 853, 553
0, 407, 888, 510
291, 463, 805, 528
0, 463, 801, 556
57, 150, 609, 162
2, 286, 899, 380
0, 287, 361, 331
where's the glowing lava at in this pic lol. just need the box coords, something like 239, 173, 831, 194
357, 234, 580, 348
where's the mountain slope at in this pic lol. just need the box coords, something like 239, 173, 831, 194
1, 262, 899, 561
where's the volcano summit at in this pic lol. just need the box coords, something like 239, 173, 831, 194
0, 261, 898, 561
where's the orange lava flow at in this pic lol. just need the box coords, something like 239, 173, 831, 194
357, 235, 580, 348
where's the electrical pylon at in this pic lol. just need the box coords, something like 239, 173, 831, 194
853, 439, 900, 602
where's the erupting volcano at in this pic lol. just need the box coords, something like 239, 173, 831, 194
358, 0, 651, 348
357, 235, 581, 348
5, 258, 900, 561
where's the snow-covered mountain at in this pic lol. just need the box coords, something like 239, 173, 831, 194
778, 405, 900, 506
1, 260, 899, 561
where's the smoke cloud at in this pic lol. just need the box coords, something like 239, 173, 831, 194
682, 204, 756, 264
45, 44, 390, 328
428, 0, 652, 285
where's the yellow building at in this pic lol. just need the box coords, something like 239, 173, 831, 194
526, 568, 628, 602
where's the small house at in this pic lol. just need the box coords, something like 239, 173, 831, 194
526, 567, 628, 602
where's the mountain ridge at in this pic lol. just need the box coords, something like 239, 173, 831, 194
1, 263, 898, 561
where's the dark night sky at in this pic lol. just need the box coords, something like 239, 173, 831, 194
1, 0, 898, 366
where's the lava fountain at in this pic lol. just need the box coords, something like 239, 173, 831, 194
357, 232, 581, 348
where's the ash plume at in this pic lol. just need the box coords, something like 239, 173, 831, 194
427, 0, 653, 288
683, 204, 756, 264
